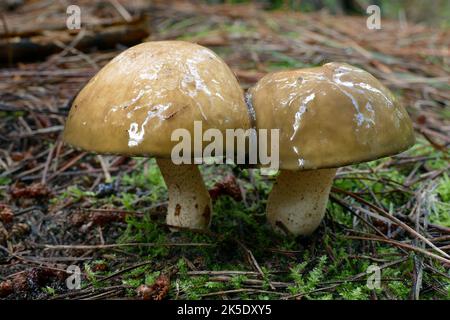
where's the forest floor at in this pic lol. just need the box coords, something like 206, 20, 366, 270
0, 1, 449, 300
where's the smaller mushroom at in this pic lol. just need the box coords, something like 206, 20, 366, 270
248, 62, 415, 236
63, 41, 250, 231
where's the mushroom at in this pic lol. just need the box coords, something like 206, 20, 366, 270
248, 62, 415, 236
63, 41, 250, 230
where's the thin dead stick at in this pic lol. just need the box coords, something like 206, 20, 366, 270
97, 155, 112, 182
78, 208, 144, 215
21, 256, 93, 262
47, 151, 87, 182
42, 29, 88, 69
207, 275, 290, 288
10, 125, 64, 138
430, 235, 450, 242
82, 288, 126, 300
41, 242, 215, 250
187, 270, 259, 276
52, 285, 131, 300
406, 165, 450, 187
94, 260, 157, 286
345, 235, 450, 265
0, 69, 94, 77
0, 246, 71, 274
330, 194, 392, 240
236, 240, 276, 290
424, 263, 450, 280
109, 0, 133, 22
332, 187, 450, 260
41, 142, 56, 185
200, 288, 284, 298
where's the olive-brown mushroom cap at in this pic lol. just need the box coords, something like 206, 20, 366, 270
63, 41, 250, 157
248, 62, 415, 170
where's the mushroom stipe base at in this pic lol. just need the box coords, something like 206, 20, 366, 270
157, 159, 212, 231
267, 168, 337, 236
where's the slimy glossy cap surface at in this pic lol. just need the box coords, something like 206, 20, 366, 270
63, 41, 250, 157
249, 62, 415, 170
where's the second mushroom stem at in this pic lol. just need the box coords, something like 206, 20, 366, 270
266, 168, 337, 236
156, 158, 212, 231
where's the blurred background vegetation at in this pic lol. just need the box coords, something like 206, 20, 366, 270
205, 0, 450, 26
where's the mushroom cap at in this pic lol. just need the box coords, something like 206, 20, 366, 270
248, 62, 415, 170
63, 41, 250, 157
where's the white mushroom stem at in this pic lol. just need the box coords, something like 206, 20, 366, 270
156, 159, 212, 231
267, 168, 337, 236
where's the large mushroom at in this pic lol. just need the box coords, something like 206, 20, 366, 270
64, 41, 250, 230
248, 62, 415, 236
